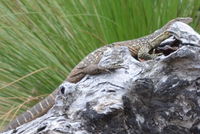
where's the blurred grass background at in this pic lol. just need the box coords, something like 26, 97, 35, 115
0, 0, 199, 129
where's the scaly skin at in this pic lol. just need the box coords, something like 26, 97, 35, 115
3, 17, 192, 132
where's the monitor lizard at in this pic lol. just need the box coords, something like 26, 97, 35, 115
3, 17, 192, 132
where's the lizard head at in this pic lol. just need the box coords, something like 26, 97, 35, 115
171, 17, 193, 24
162, 17, 193, 30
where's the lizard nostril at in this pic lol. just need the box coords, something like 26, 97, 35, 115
60, 86, 65, 94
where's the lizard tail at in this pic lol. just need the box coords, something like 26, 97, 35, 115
3, 90, 58, 132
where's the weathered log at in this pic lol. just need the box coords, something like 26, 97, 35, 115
3, 21, 200, 134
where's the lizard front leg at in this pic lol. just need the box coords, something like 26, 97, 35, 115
138, 46, 161, 61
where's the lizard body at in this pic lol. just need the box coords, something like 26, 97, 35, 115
3, 17, 192, 132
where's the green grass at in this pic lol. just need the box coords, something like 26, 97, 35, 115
0, 0, 199, 129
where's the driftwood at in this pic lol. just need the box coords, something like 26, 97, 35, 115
3, 22, 200, 134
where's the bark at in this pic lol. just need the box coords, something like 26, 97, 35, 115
3, 22, 200, 134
